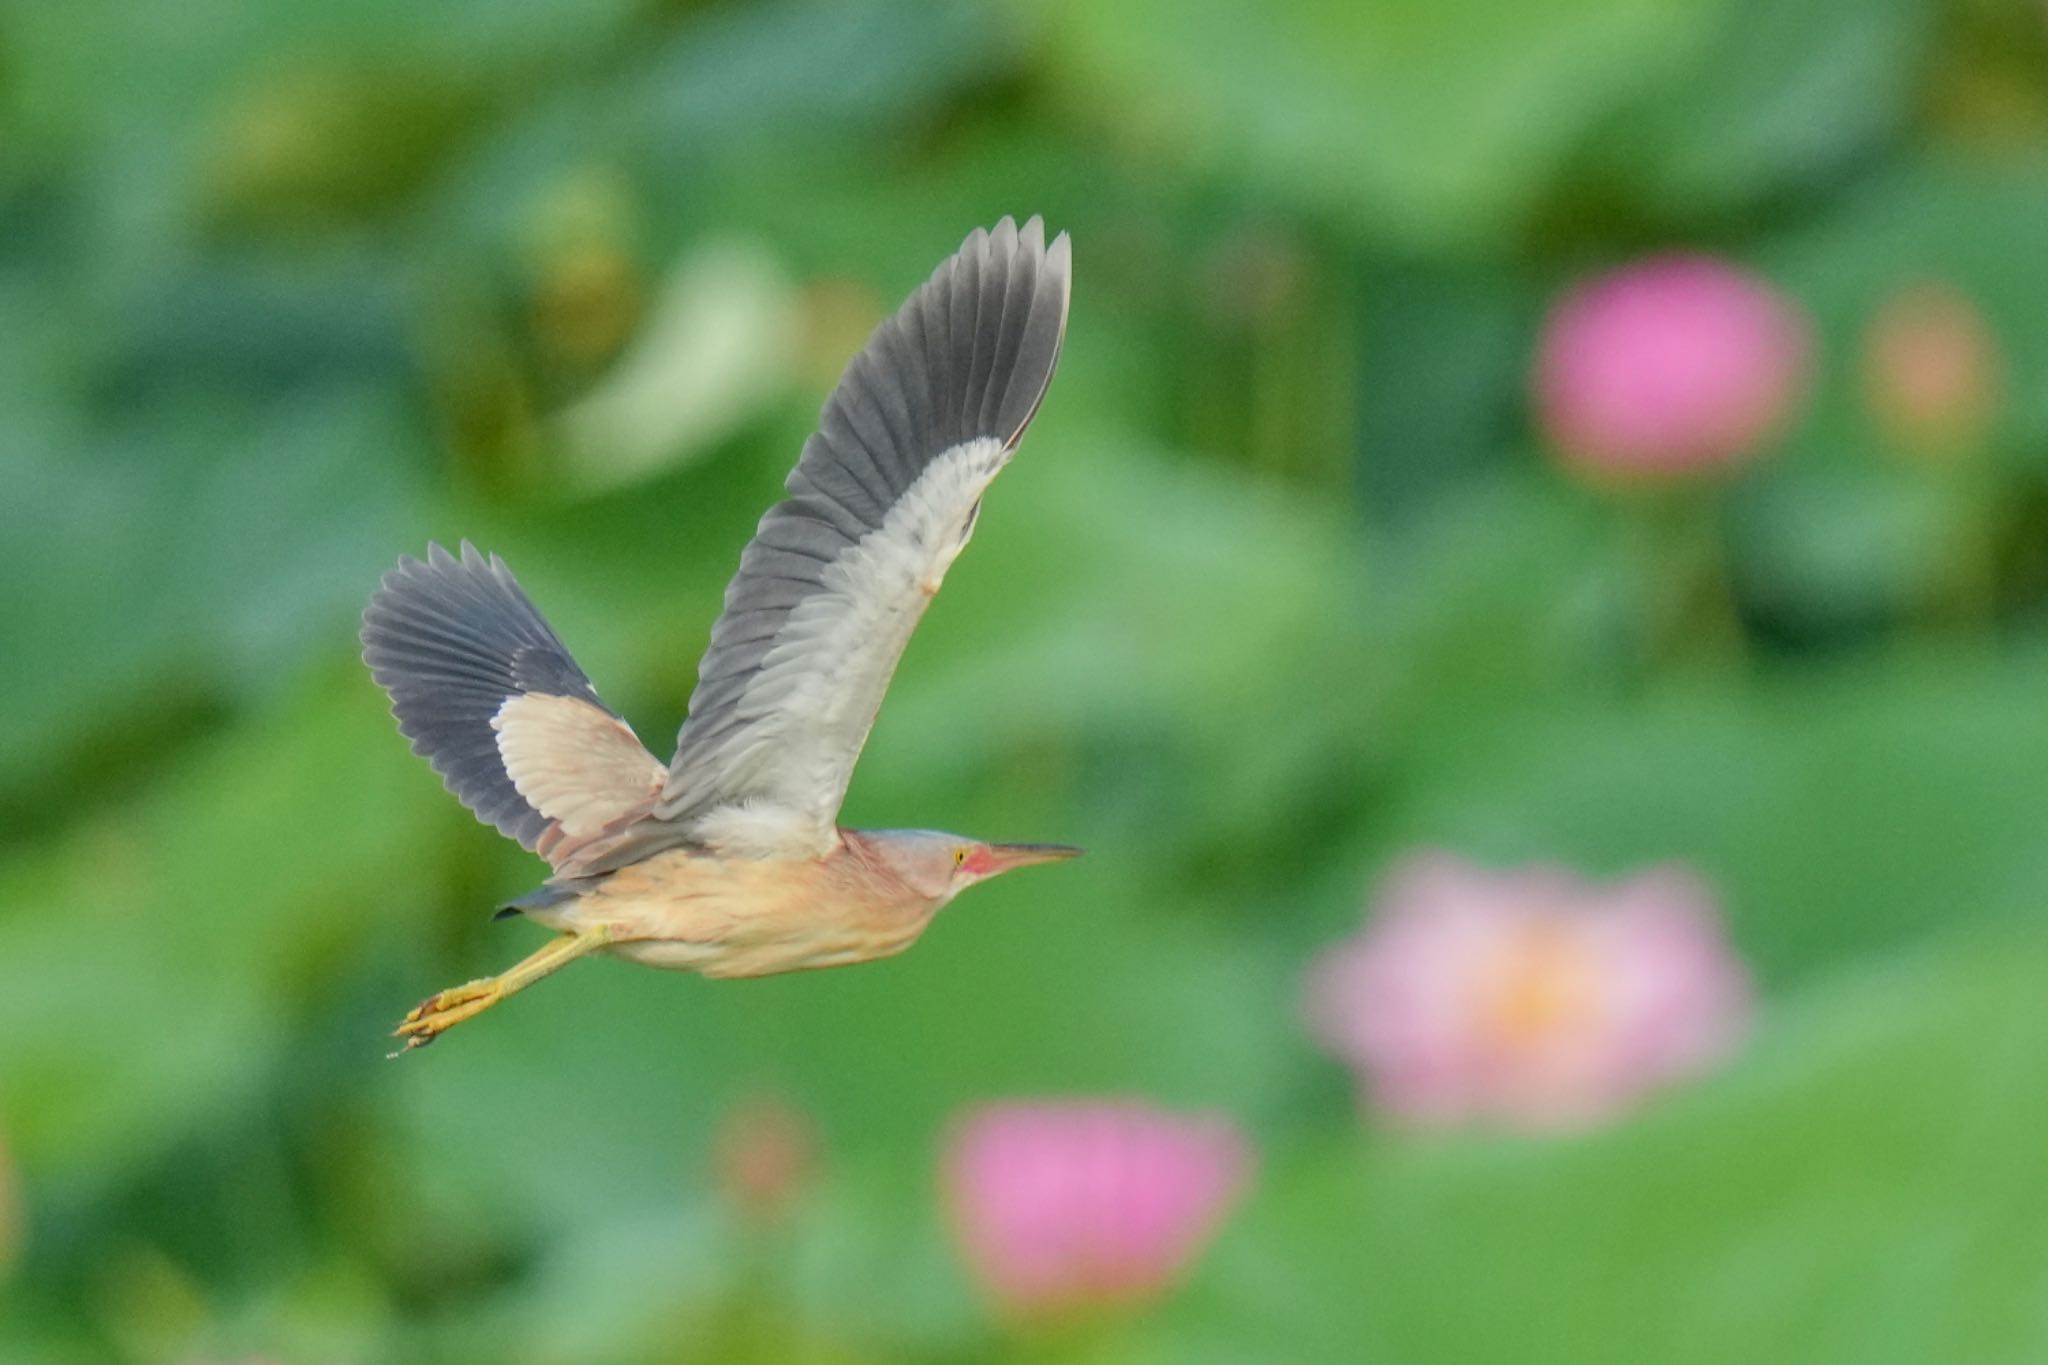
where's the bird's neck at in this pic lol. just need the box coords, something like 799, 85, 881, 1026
834, 827, 892, 877
835, 828, 947, 906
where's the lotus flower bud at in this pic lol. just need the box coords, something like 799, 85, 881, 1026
942, 1100, 1253, 1320
1535, 255, 1811, 479
1861, 281, 2003, 459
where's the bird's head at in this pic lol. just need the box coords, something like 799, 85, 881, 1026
862, 830, 1083, 903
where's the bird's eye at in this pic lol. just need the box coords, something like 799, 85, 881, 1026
954, 846, 967, 866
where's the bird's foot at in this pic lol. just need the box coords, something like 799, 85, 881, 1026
390, 977, 501, 1055
386, 931, 610, 1057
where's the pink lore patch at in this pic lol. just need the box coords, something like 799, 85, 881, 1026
943, 1101, 1253, 1317
1535, 254, 1811, 475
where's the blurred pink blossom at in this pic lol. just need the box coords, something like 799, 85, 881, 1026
1861, 281, 2004, 459
1306, 854, 1753, 1132
1535, 254, 1812, 478
713, 1091, 817, 1226
942, 1100, 1253, 1320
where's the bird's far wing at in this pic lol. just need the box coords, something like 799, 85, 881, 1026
362, 541, 665, 876
653, 215, 1071, 856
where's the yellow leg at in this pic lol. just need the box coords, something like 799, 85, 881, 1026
391, 927, 613, 1055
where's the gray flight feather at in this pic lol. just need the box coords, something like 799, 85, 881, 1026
360, 541, 657, 863
639, 215, 1071, 855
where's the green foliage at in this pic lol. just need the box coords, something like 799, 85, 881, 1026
1188, 930, 2048, 1365
2, 0, 2047, 1360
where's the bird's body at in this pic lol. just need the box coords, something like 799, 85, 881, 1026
362, 218, 1076, 1049
531, 834, 935, 979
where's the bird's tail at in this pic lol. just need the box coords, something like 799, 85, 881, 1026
492, 882, 583, 922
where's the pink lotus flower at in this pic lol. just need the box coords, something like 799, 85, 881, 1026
1306, 854, 1753, 1132
1535, 254, 1812, 478
942, 1100, 1253, 1320
1861, 281, 2004, 459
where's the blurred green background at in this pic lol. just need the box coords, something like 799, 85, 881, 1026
5, 0, 2048, 1359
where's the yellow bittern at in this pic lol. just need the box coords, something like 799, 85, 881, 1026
363, 217, 1076, 1051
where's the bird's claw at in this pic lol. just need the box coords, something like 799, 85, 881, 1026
388, 978, 499, 1057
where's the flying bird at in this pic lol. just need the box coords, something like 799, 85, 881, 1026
362, 217, 1076, 1051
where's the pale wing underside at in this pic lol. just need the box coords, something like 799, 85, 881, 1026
492, 693, 665, 858
361, 542, 664, 876
676, 435, 1007, 855
650, 216, 1071, 856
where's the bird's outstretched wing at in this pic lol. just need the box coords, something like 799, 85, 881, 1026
361, 541, 665, 875
653, 215, 1071, 856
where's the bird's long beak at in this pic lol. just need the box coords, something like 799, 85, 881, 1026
964, 842, 1084, 878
